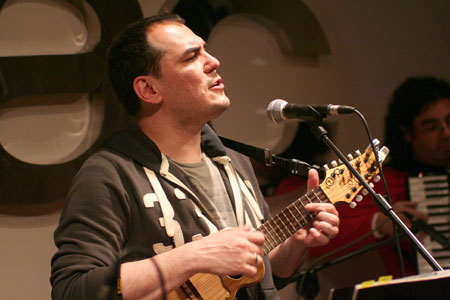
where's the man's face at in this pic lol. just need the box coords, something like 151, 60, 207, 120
148, 22, 230, 127
404, 99, 450, 169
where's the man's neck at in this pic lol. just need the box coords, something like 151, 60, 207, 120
137, 117, 204, 163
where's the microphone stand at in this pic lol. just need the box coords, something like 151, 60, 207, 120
305, 118, 443, 272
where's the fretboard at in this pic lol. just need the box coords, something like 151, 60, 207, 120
258, 186, 330, 255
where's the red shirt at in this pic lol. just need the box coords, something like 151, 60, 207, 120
273, 167, 417, 278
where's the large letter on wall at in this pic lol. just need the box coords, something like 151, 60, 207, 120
0, 0, 142, 214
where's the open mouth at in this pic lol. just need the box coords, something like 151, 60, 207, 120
210, 78, 223, 89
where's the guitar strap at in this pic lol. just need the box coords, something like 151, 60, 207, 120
213, 156, 264, 227
143, 157, 264, 250
219, 135, 326, 179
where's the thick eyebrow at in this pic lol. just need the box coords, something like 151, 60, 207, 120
183, 46, 200, 56
181, 43, 207, 58
419, 118, 440, 126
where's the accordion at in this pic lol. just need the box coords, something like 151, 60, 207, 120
408, 173, 450, 273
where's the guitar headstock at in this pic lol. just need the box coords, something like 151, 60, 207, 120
319, 139, 389, 208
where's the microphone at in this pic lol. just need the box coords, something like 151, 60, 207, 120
266, 99, 355, 123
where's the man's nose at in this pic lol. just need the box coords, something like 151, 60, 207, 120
440, 121, 450, 137
204, 52, 220, 73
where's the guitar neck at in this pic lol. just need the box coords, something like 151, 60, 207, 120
257, 186, 330, 255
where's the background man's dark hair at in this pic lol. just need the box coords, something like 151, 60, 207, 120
106, 13, 185, 116
384, 76, 450, 169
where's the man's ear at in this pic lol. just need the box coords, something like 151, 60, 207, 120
401, 126, 413, 143
133, 75, 162, 104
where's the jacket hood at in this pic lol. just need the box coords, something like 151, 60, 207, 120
101, 123, 228, 171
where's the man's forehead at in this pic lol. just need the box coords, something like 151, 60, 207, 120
416, 99, 450, 121
147, 22, 204, 53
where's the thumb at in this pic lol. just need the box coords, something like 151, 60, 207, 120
307, 169, 320, 192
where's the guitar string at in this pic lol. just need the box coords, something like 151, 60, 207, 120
268, 219, 283, 245
259, 225, 276, 252
261, 186, 330, 253
292, 199, 308, 224
282, 208, 297, 235
274, 215, 289, 240
288, 203, 303, 227
266, 221, 282, 246
280, 210, 294, 236
284, 206, 302, 235
270, 189, 322, 246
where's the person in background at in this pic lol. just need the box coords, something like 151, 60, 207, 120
50, 13, 339, 300
308, 76, 450, 277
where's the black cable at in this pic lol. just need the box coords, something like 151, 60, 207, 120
353, 109, 406, 277
295, 217, 390, 298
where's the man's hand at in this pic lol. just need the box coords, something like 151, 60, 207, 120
185, 225, 265, 277
269, 169, 340, 278
289, 169, 339, 247
374, 201, 427, 236
290, 202, 340, 247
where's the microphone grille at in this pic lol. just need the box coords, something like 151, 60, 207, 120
266, 99, 287, 123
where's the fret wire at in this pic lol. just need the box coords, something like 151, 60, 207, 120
312, 189, 325, 204
260, 225, 276, 251
261, 188, 330, 255
281, 210, 297, 235
304, 193, 316, 222
298, 196, 314, 223
260, 230, 271, 253
269, 219, 284, 244
266, 220, 283, 245
304, 192, 314, 204
274, 215, 289, 240
259, 223, 271, 251
293, 200, 308, 225
287, 204, 302, 229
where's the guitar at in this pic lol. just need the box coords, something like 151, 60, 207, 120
167, 141, 390, 300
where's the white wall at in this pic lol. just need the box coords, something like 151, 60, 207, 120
1, 1, 449, 299
0, 211, 60, 300
211, 0, 450, 158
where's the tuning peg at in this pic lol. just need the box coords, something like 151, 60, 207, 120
362, 189, 368, 196
355, 149, 362, 156
338, 159, 343, 164
372, 138, 380, 147
349, 202, 357, 208
373, 175, 381, 182
323, 164, 329, 170
378, 146, 390, 163
331, 160, 338, 167
369, 182, 374, 188
347, 154, 354, 160
356, 195, 363, 202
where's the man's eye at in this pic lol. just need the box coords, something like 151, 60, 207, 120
425, 125, 438, 131
423, 123, 439, 132
186, 54, 197, 61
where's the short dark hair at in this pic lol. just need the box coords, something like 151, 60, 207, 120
384, 76, 450, 168
106, 13, 185, 116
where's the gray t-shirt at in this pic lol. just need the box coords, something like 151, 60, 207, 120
168, 153, 238, 229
